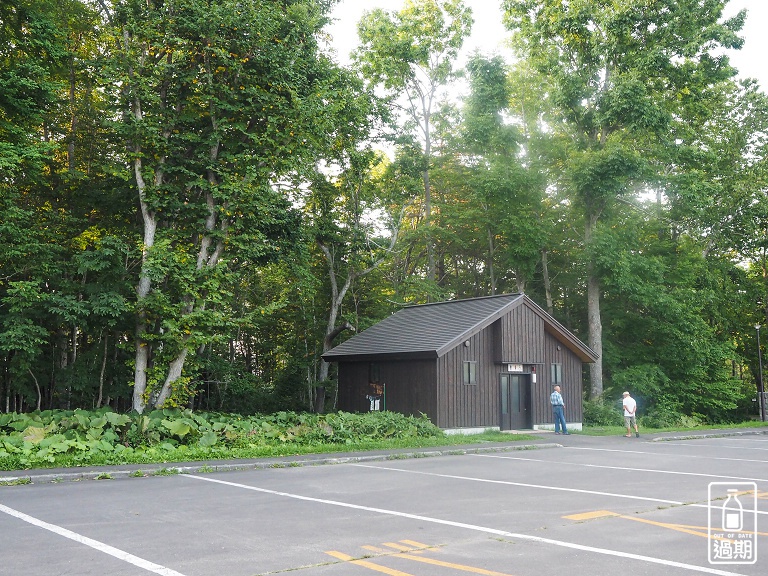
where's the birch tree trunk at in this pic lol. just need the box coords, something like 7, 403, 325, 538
132, 151, 159, 413
153, 183, 227, 408
314, 222, 398, 412
314, 241, 355, 413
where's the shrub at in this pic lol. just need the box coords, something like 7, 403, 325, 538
0, 408, 445, 470
583, 399, 624, 427
639, 407, 704, 429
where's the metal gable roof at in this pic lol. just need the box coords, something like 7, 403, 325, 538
322, 293, 598, 363
321, 294, 520, 361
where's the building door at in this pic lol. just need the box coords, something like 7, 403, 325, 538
499, 374, 532, 430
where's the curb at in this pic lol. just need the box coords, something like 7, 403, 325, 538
0, 442, 562, 486
651, 429, 768, 442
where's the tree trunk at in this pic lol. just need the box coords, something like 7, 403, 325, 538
315, 242, 354, 413
585, 214, 603, 399
423, 102, 434, 286
154, 346, 189, 407
487, 227, 496, 295
68, 55, 77, 171
132, 152, 158, 413
28, 369, 41, 411
313, 184, 397, 412
96, 332, 107, 408
153, 188, 226, 408
423, 166, 434, 285
515, 272, 526, 294
541, 248, 554, 315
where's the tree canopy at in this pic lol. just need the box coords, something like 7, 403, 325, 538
1, 0, 766, 425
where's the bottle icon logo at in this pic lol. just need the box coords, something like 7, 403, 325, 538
708, 482, 757, 565
721, 489, 743, 531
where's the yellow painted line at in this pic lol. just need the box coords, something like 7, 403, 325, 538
563, 510, 619, 521
399, 539, 434, 550
382, 542, 413, 552
325, 551, 415, 576
623, 517, 768, 539
391, 553, 518, 576
564, 511, 768, 539
620, 516, 711, 539
365, 541, 432, 554
661, 522, 721, 531
332, 543, 516, 576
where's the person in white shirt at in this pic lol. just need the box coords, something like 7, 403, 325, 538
622, 391, 639, 438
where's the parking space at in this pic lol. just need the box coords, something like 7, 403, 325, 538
1, 431, 766, 576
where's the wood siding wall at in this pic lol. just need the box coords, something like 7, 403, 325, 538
337, 302, 586, 429
533, 330, 584, 425
437, 329, 497, 428
494, 303, 545, 364
337, 363, 370, 413
337, 360, 437, 421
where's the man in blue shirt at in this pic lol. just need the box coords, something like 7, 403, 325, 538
550, 385, 569, 435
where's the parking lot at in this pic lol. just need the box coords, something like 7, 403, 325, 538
1, 430, 766, 576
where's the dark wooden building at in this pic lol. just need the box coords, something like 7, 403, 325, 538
322, 294, 598, 431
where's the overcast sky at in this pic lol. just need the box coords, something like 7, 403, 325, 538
325, 0, 768, 92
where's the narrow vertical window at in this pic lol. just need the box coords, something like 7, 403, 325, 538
463, 361, 477, 385
551, 363, 562, 385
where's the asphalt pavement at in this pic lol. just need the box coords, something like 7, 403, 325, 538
1, 427, 766, 576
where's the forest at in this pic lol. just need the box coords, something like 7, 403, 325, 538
1, 0, 766, 425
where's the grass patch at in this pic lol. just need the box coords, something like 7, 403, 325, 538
581, 420, 768, 437
151, 467, 180, 476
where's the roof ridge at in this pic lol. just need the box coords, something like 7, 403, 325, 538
404, 293, 522, 309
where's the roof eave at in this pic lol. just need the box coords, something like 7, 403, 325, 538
322, 350, 438, 363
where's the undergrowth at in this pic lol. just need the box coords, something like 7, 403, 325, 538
0, 409, 533, 471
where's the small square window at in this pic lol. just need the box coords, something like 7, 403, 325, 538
551, 363, 562, 385
463, 361, 477, 385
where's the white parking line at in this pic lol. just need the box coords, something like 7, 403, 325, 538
352, 462, 768, 517
0, 503, 186, 576
183, 474, 749, 576
473, 453, 768, 483
703, 437, 768, 443
470, 454, 768, 516
658, 442, 768, 452
352, 463, 684, 504
568, 446, 768, 464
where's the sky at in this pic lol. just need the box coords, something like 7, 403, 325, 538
325, 0, 768, 93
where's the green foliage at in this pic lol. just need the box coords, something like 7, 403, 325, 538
107, 0, 386, 411
610, 365, 672, 409
639, 407, 704, 429
0, 0, 764, 433
151, 468, 180, 477
0, 408, 445, 470
582, 399, 624, 427
355, 0, 473, 92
